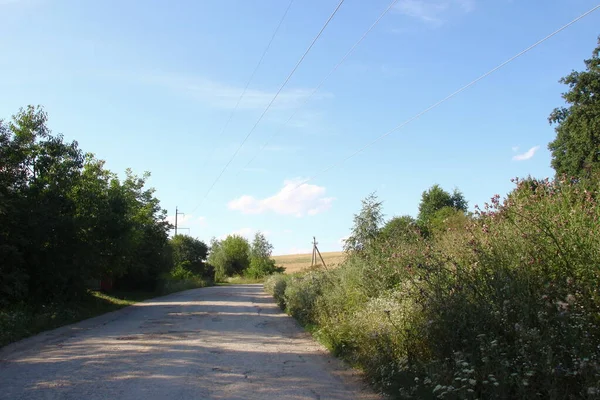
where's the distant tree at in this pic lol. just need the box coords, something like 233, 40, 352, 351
250, 232, 273, 259
208, 235, 250, 281
418, 185, 467, 225
428, 206, 471, 235
170, 235, 209, 276
246, 232, 283, 278
344, 193, 384, 253
548, 36, 600, 178
380, 215, 419, 242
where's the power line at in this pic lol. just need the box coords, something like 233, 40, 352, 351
239, 0, 400, 175
291, 3, 600, 192
191, 0, 346, 214
198, 0, 295, 178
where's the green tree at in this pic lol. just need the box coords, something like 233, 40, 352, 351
8, 106, 87, 301
344, 193, 384, 253
428, 206, 471, 235
548, 37, 600, 178
250, 231, 273, 260
379, 215, 419, 242
208, 235, 250, 281
246, 232, 282, 278
112, 170, 172, 291
0, 105, 174, 303
170, 235, 209, 276
417, 185, 467, 229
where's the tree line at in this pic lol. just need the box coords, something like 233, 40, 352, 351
208, 232, 283, 281
0, 104, 283, 309
0, 106, 273, 309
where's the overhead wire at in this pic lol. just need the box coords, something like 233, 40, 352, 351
197, 0, 295, 179
289, 3, 600, 192
191, 0, 346, 214
238, 0, 400, 175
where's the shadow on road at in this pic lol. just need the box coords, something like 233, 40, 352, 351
0, 285, 378, 400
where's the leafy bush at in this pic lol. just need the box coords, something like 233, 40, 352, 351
283, 271, 327, 325
264, 274, 290, 309
209, 235, 250, 281
170, 235, 210, 277
245, 258, 284, 279
270, 177, 600, 399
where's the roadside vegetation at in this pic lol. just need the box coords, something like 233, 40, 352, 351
209, 231, 284, 283
266, 37, 600, 399
0, 106, 213, 346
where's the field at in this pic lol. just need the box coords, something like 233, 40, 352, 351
272, 251, 346, 274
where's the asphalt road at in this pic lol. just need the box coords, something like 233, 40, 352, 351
0, 284, 379, 400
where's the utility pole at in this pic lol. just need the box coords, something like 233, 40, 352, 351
310, 236, 327, 270
175, 206, 185, 237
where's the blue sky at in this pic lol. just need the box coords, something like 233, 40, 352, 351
1, 0, 599, 254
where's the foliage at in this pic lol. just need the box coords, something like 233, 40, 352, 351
170, 235, 210, 277
0, 106, 174, 308
548, 36, 600, 178
270, 176, 600, 399
208, 235, 250, 281
343, 193, 384, 253
264, 274, 291, 309
250, 231, 273, 260
418, 184, 467, 226
428, 206, 471, 236
245, 258, 284, 279
245, 232, 284, 278
380, 215, 420, 243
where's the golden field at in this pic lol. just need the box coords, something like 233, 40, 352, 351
272, 251, 346, 274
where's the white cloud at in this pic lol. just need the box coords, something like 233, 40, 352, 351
228, 178, 334, 217
512, 146, 540, 161
138, 73, 333, 110
394, 0, 475, 24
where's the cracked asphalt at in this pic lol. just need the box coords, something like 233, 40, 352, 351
0, 284, 380, 400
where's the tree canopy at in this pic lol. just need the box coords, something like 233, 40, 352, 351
246, 232, 282, 278
417, 185, 467, 226
170, 235, 209, 277
548, 37, 600, 178
208, 235, 250, 281
344, 193, 384, 253
0, 106, 173, 305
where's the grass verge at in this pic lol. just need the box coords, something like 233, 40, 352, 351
1, 278, 210, 348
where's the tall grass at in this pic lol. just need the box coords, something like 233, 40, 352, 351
265, 177, 600, 399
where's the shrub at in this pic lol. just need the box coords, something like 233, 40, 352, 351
209, 235, 250, 281
245, 258, 281, 278
283, 271, 327, 325
267, 177, 600, 399
264, 274, 290, 309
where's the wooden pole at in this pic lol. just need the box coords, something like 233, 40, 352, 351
315, 245, 328, 270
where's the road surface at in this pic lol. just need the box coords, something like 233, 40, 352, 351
0, 284, 379, 400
